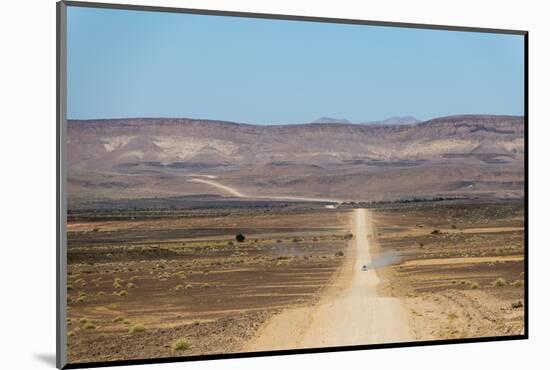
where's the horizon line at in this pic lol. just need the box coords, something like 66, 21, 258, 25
66, 113, 525, 127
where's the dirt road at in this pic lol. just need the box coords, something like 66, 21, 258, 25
188, 177, 341, 205
245, 208, 411, 351
187, 178, 246, 197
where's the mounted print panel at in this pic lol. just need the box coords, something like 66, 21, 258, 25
57, 1, 527, 368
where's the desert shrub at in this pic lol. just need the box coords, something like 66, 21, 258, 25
511, 280, 524, 287
171, 338, 191, 351
276, 240, 282, 243
97, 291, 106, 296
431, 229, 440, 234
447, 312, 459, 320
236, 234, 246, 242
79, 317, 88, 324
75, 296, 87, 303
113, 316, 125, 323
126, 282, 136, 289
201, 283, 211, 289
118, 290, 129, 297
129, 324, 145, 334
493, 278, 506, 287
175, 284, 184, 291
113, 281, 122, 289
335, 251, 344, 257
511, 301, 523, 309
470, 282, 480, 289
67, 331, 74, 337
92, 228, 100, 232
67, 284, 73, 290
83, 322, 96, 330
344, 233, 354, 240
185, 284, 193, 289
123, 319, 131, 325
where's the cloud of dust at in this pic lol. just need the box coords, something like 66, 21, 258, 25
364, 252, 402, 270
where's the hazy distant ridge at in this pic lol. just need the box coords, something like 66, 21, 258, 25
311, 116, 420, 125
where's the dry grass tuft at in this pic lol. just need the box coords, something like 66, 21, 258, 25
75, 295, 87, 303
129, 324, 145, 334
83, 322, 96, 330
511, 300, 523, 309
171, 338, 191, 351
511, 280, 524, 287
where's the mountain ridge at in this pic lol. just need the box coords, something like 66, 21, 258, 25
67, 114, 525, 204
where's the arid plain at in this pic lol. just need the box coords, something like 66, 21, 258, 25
66, 115, 525, 363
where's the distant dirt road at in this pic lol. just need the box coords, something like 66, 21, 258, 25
187, 178, 246, 197
245, 209, 411, 351
188, 177, 341, 205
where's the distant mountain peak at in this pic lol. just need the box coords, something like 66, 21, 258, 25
361, 116, 420, 126
312, 117, 352, 124
311, 116, 420, 126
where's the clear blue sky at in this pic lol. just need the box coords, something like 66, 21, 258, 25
67, 6, 524, 124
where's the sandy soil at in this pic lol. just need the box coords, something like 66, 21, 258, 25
245, 209, 411, 351
401, 255, 523, 267
371, 203, 525, 341
66, 202, 524, 364
66, 208, 351, 364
